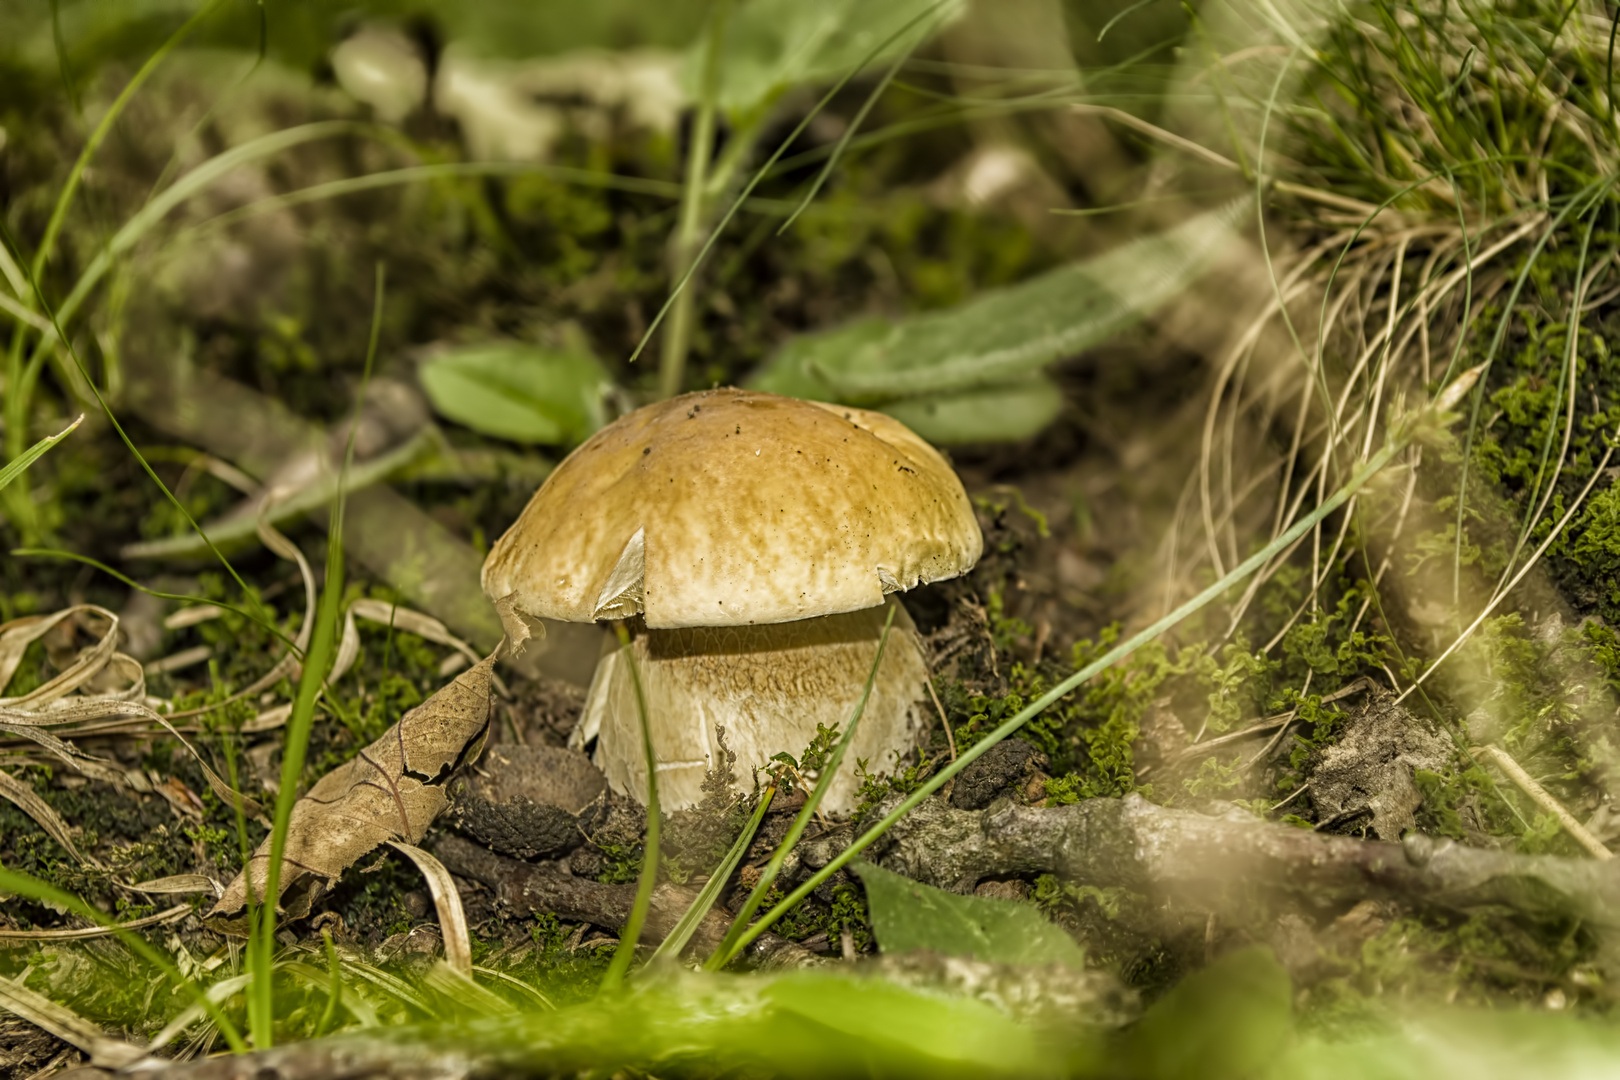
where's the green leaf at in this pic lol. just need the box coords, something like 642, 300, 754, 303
0, 415, 82, 494
753, 198, 1247, 403
696, 0, 965, 119
881, 375, 1064, 445
1118, 946, 1293, 1080
851, 860, 1088, 969
418, 340, 612, 446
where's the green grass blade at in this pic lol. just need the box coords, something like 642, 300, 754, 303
0, 866, 247, 1054
649, 784, 775, 965
0, 217, 275, 634
30, 0, 228, 287
600, 623, 662, 991
0, 414, 81, 494
248, 264, 384, 1047
657, 0, 730, 401
709, 604, 896, 969
773, 30, 919, 237
626, 1, 947, 367
311, 930, 343, 1038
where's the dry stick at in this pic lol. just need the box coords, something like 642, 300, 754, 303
1396, 433, 1619, 705
1473, 746, 1613, 860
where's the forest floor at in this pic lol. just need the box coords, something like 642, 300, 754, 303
7, 1, 1620, 1077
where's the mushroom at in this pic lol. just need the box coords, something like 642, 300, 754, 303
481, 387, 982, 812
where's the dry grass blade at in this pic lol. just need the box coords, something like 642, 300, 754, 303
387, 841, 473, 975
163, 516, 317, 720
131, 874, 220, 896
0, 975, 145, 1068
0, 605, 141, 708
0, 903, 190, 940
330, 599, 508, 697
0, 697, 266, 819
0, 721, 128, 785
0, 769, 100, 867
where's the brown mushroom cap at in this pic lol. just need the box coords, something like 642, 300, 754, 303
481, 388, 982, 630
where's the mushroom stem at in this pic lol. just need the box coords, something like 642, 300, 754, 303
576, 598, 929, 813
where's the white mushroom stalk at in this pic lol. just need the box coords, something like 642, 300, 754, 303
481, 388, 983, 813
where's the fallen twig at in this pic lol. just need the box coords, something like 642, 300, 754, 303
875, 793, 1620, 927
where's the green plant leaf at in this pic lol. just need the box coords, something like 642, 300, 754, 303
752, 198, 1247, 403
1117, 946, 1293, 1080
0, 414, 81, 493
881, 375, 1064, 445
851, 860, 1087, 969
418, 340, 613, 446
696, 0, 965, 119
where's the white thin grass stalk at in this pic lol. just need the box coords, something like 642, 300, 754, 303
709, 604, 898, 970
721, 377, 1487, 964
1474, 745, 1613, 860
1492, 214, 1608, 603
650, 785, 775, 964
1452, 185, 1604, 604
0, 903, 188, 941
600, 622, 662, 992
1397, 430, 1619, 704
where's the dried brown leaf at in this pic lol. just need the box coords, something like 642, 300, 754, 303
208, 653, 495, 928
